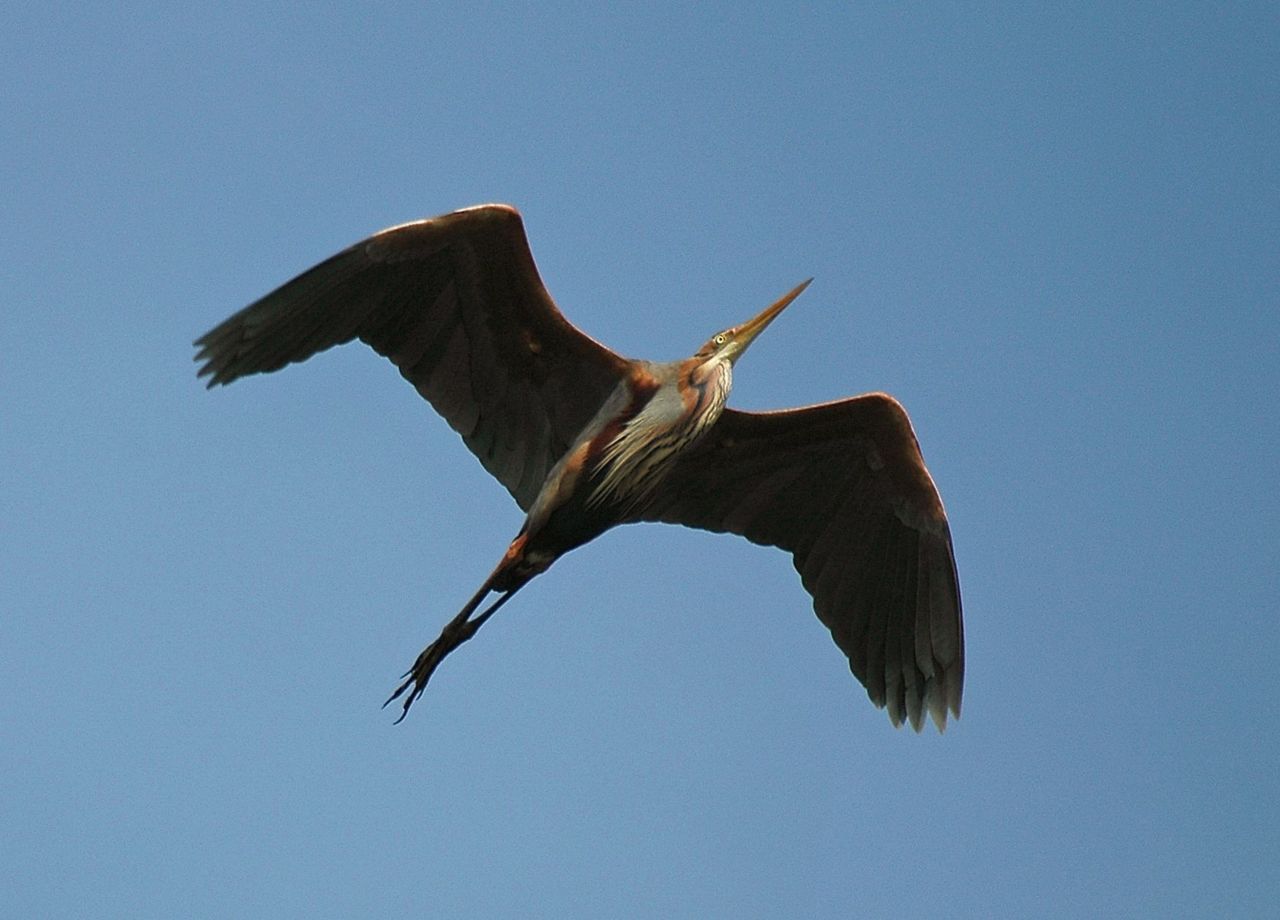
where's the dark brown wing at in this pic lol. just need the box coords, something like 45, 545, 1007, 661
635, 394, 963, 731
195, 205, 631, 510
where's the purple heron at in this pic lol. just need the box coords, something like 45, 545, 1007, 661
195, 204, 963, 731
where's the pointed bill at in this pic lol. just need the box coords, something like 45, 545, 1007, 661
727, 278, 812, 363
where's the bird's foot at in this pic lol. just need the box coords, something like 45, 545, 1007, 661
383, 642, 443, 723
382, 616, 480, 723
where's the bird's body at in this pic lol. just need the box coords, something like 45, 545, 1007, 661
474, 358, 723, 594
196, 204, 963, 731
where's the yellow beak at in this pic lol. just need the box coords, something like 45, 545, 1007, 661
728, 278, 812, 363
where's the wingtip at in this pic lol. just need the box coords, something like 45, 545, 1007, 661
918, 674, 959, 733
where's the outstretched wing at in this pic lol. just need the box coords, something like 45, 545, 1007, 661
636, 394, 963, 731
195, 205, 631, 510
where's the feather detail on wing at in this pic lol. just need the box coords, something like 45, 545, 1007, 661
194, 205, 632, 510
633, 393, 963, 731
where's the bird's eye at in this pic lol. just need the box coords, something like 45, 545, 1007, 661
714, 333, 727, 346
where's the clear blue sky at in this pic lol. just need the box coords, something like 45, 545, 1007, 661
4, 4, 1277, 918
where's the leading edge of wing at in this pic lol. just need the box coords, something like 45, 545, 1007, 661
194, 204, 632, 509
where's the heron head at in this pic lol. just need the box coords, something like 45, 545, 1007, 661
694, 278, 812, 365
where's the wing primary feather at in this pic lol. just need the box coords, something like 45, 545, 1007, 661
836, 512, 897, 701
865, 512, 910, 716
877, 525, 910, 725
897, 529, 924, 731
920, 533, 962, 729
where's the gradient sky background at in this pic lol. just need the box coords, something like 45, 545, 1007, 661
4, 4, 1277, 918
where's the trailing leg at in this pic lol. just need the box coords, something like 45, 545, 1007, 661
384, 530, 559, 722
383, 574, 530, 723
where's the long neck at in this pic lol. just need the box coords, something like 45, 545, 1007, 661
586, 356, 732, 511
683, 355, 733, 437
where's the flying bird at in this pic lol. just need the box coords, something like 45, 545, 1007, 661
195, 204, 963, 731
